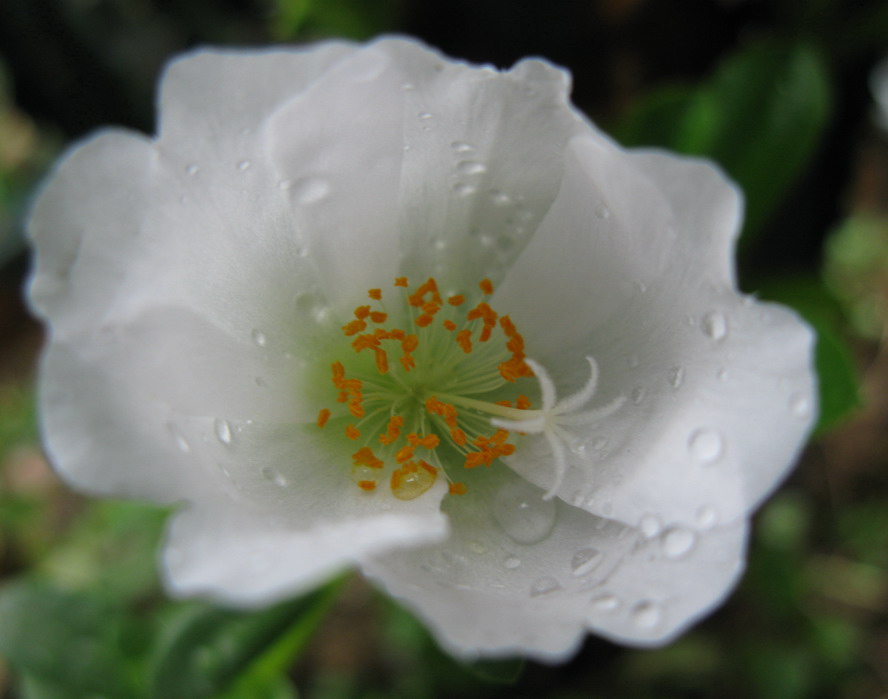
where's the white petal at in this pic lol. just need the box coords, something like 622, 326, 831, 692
161, 421, 449, 605
498, 144, 817, 527
363, 469, 746, 660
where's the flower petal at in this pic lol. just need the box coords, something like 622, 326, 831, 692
495, 138, 816, 528
363, 469, 746, 660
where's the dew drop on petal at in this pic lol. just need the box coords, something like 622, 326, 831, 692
418, 111, 433, 119
168, 424, 191, 453
571, 547, 603, 577
630, 386, 646, 404
701, 311, 728, 340
214, 419, 233, 445
590, 594, 620, 612
489, 189, 511, 206
492, 479, 557, 545
631, 600, 661, 628
790, 393, 812, 420
452, 182, 476, 197
185, 164, 199, 175
592, 437, 608, 451
639, 514, 661, 538
450, 141, 473, 153
717, 367, 729, 381
529, 576, 561, 597
662, 527, 696, 559
251, 329, 267, 347
401, 82, 416, 91
237, 159, 251, 171
696, 505, 718, 529
288, 177, 331, 205
503, 555, 521, 569
261, 466, 288, 487
668, 366, 685, 388
594, 204, 611, 219
688, 428, 723, 464
456, 160, 486, 176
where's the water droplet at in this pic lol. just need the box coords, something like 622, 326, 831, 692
214, 419, 233, 445
251, 329, 267, 347
594, 204, 611, 219
401, 82, 416, 91
668, 366, 685, 389
277, 179, 292, 190
716, 367, 729, 381
185, 164, 199, 175
492, 479, 557, 545
592, 437, 608, 451
639, 514, 661, 538
529, 576, 561, 597
662, 528, 696, 558
590, 594, 620, 611
688, 428, 723, 464
261, 466, 288, 487
503, 555, 521, 569
456, 160, 486, 176
450, 141, 473, 153
489, 189, 510, 206
571, 547, 603, 577
452, 182, 476, 197
287, 177, 330, 205
418, 111, 432, 120
696, 505, 718, 529
168, 425, 191, 453
237, 159, 251, 171
468, 540, 486, 554
630, 386, 646, 404
701, 311, 728, 340
789, 393, 812, 420
632, 600, 661, 628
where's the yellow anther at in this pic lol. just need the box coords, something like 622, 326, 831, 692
352, 446, 384, 470
448, 294, 465, 306
443, 319, 457, 332
317, 408, 331, 428
379, 415, 404, 445
480, 278, 494, 295
395, 276, 409, 287
343, 319, 367, 336
370, 311, 388, 323
368, 288, 382, 300
354, 305, 371, 320
395, 444, 415, 463
358, 480, 377, 491
456, 329, 473, 354
516, 395, 532, 410
391, 460, 437, 500
345, 425, 360, 440
449, 482, 468, 495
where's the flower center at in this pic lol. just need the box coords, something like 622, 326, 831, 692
316, 277, 540, 499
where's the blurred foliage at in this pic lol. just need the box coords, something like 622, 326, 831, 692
1, 0, 887, 697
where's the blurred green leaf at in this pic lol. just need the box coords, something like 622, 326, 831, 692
0, 579, 146, 698
616, 39, 832, 247
270, 0, 401, 40
148, 580, 342, 699
464, 657, 525, 684
756, 275, 861, 432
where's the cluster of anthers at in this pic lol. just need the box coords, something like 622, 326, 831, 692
316, 277, 624, 501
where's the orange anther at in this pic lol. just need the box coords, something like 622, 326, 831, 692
416, 314, 434, 328
480, 278, 494, 295
354, 305, 371, 320
448, 294, 465, 306
358, 480, 377, 491
400, 354, 415, 372
450, 427, 467, 446
496, 400, 512, 407
332, 362, 345, 382
379, 415, 403, 445
389, 328, 405, 340
401, 335, 419, 353
395, 445, 415, 463
370, 311, 387, 323
352, 446, 384, 469
443, 319, 457, 331
407, 433, 440, 449
456, 329, 472, 353
317, 408, 331, 428
343, 319, 367, 336
345, 425, 360, 440
374, 348, 389, 374
449, 482, 468, 495
368, 288, 382, 300
395, 277, 409, 287
418, 460, 438, 476
516, 395, 532, 409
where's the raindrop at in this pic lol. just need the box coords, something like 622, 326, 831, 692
503, 555, 521, 569
456, 160, 487, 176
237, 159, 251, 171
696, 505, 718, 529
701, 311, 728, 340
594, 204, 611, 219
592, 437, 608, 451
639, 514, 661, 538
668, 366, 685, 389
662, 527, 696, 559
288, 177, 331, 205
168, 425, 191, 453
261, 466, 288, 487
569, 440, 587, 456
214, 419, 233, 445
716, 367, 729, 381
790, 393, 812, 420
452, 182, 476, 197
529, 576, 561, 597
418, 111, 432, 119
631, 600, 661, 628
450, 141, 473, 153
185, 164, 199, 175
401, 82, 416, 91
492, 479, 557, 545
251, 329, 267, 347
489, 189, 510, 206
635, 281, 648, 294
688, 428, 723, 464
630, 386, 646, 405
571, 547, 603, 577
590, 594, 620, 611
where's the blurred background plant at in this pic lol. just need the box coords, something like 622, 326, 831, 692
1, 0, 887, 697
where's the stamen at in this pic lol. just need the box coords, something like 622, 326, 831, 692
317, 408, 331, 428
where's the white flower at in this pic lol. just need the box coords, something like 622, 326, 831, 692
27, 37, 817, 661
